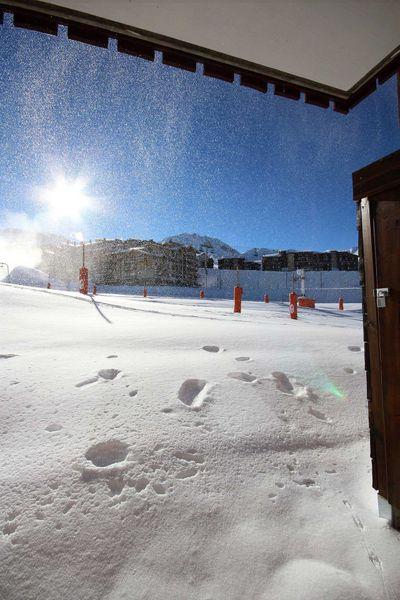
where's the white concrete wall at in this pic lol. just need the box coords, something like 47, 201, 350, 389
99, 269, 361, 302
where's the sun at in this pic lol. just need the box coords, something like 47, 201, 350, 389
40, 176, 92, 221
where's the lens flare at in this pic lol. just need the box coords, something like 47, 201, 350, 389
39, 176, 92, 221
322, 381, 346, 399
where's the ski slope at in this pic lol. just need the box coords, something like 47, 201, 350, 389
1, 284, 399, 600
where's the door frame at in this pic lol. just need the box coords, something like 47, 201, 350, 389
353, 149, 400, 529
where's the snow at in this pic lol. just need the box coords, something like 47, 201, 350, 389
1, 283, 399, 600
5, 265, 48, 287
1, 265, 64, 289
162, 233, 242, 258
241, 247, 280, 260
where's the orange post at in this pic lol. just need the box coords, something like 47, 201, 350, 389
200, 289, 205, 299
264, 293, 269, 303
339, 297, 344, 311
289, 291, 298, 319
234, 286, 243, 313
79, 266, 89, 295
143, 287, 148, 298
93, 284, 97, 295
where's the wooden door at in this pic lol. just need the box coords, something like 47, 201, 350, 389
353, 150, 400, 528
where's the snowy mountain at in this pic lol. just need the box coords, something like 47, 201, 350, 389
162, 233, 241, 259
241, 247, 279, 260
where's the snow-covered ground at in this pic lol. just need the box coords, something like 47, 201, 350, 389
1, 284, 399, 600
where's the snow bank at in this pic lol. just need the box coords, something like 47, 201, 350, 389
5, 265, 64, 289
1, 286, 397, 600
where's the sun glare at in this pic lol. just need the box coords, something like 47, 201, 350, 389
40, 176, 91, 221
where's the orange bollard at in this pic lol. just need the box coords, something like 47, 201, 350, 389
234, 286, 243, 313
264, 293, 269, 303
79, 266, 89, 295
92, 284, 97, 296
200, 289, 205, 299
338, 297, 344, 311
143, 287, 147, 298
47, 281, 51, 289
289, 291, 298, 319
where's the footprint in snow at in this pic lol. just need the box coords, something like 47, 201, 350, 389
3, 522, 18, 535
98, 369, 121, 380
76, 376, 99, 389
152, 482, 166, 495
178, 379, 210, 409
173, 449, 205, 479
45, 423, 63, 432
348, 346, 362, 352
295, 478, 317, 487
85, 440, 129, 467
202, 345, 220, 353
106, 355, 118, 359
176, 466, 199, 479
271, 371, 293, 394
228, 372, 257, 382
308, 407, 331, 422
0, 354, 18, 359
129, 390, 138, 397
174, 450, 205, 464
235, 356, 251, 362
344, 367, 356, 374
76, 369, 121, 388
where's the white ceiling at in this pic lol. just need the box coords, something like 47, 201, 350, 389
12, 0, 400, 91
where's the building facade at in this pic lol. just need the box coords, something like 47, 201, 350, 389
218, 257, 245, 270
262, 250, 358, 271
41, 238, 198, 287
197, 253, 215, 269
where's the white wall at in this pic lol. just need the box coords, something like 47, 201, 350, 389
99, 269, 361, 302
45, 0, 400, 90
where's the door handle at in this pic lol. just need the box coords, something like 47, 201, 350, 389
375, 288, 389, 308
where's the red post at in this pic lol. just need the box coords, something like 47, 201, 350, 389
79, 266, 89, 295
143, 287, 147, 298
200, 289, 205, 299
264, 293, 269, 303
339, 297, 344, 311
289, 291, 298, 319
92, 284, 97, 295
234, 286, 243, 313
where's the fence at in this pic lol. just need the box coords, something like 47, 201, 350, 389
99, 268, 361, 302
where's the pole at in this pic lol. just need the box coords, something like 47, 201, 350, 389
234, 285, 242, 313
0, 262, 10, 283
289, 291, 298, 319
79, 240, 88, 294
300, 269, 305, 296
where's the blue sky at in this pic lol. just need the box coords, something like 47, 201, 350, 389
0, 12, 399, 252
